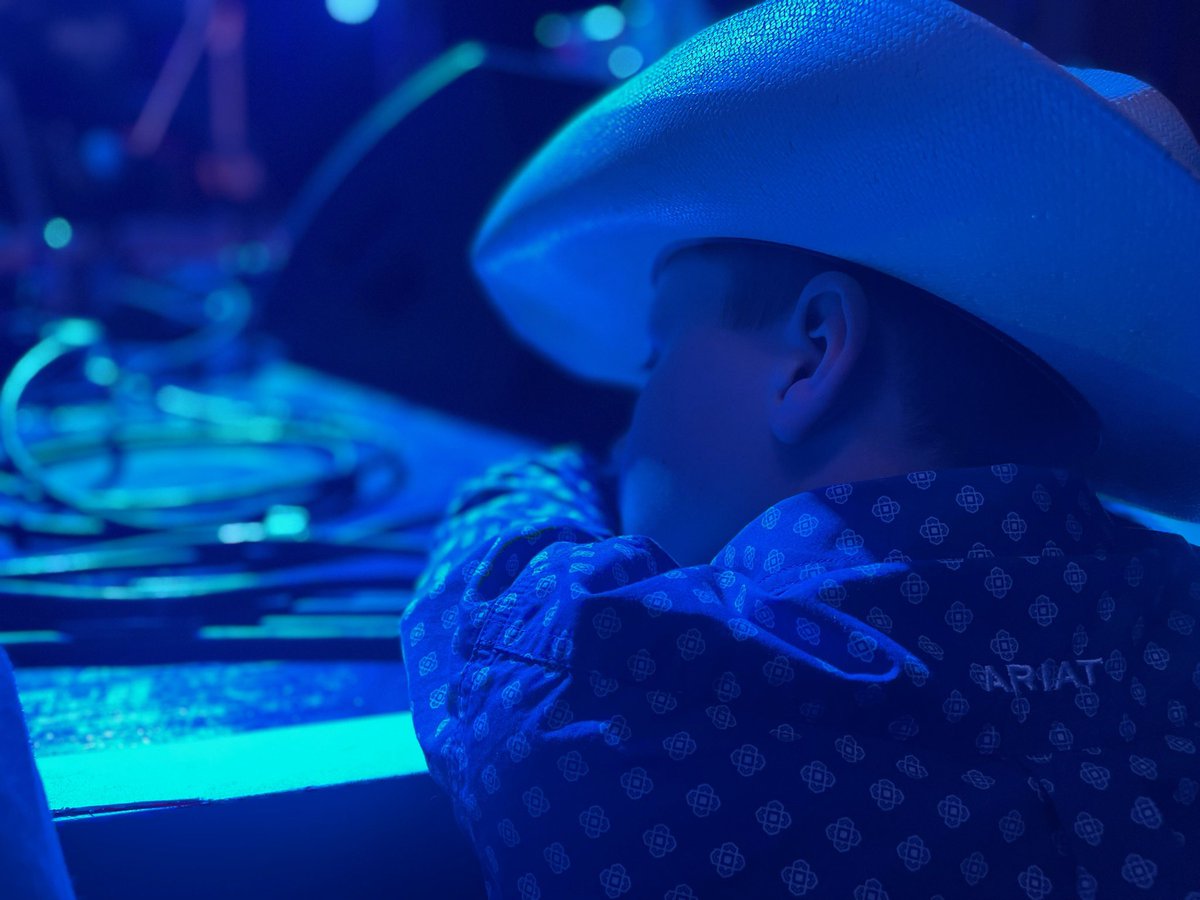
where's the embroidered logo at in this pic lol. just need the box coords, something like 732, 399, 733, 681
977, 658, 1103, 694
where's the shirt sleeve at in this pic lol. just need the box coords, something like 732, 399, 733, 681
397, 444, 680, 799
396, 447, 914, 900
410, 443, 619, 602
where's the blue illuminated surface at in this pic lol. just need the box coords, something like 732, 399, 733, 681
0, 317, 535, 835
1097, 493, 1200, 544
16, 661, 425, 815
39, 712, 425, 816
19, 662, 408, 755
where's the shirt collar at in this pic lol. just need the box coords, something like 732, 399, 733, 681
711, 461, 1120, 589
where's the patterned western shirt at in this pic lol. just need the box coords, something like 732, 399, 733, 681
399, 447, 1200, 899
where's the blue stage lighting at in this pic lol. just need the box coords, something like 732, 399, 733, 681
43, 218, 73, 250
582, 5, 624, 41
535, 13, 571, 48
80, 129, 125, 181
326, 0, 378, 26
608, 45, 643, 78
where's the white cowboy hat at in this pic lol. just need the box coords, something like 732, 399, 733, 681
469, 0, 1200, 524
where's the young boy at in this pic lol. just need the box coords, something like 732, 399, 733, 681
400, 0, 1200, 897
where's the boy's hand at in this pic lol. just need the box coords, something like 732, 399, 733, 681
445, 443, 616, 533
411, 443, 620, 600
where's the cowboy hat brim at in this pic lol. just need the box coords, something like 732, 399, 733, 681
470, 0, 1200, 523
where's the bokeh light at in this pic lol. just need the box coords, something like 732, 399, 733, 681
84, 355, 119, 387
622, 0, 655, 28
582, 5, 625, 42
43, 217, 74, 250
534, 13, 571, 48
325, 0, 378, 26
608, 45, 644, 79
80, 129, 125, 181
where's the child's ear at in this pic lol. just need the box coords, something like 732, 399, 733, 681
770, 271, 870, 444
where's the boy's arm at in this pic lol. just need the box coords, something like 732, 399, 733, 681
398, 444, 679, 799
397, 442, 903, 863
410, 443, 620, 602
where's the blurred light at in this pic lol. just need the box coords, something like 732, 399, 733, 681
84, 356, 119, 387
217, 522, 266, 544
534, 13, 571, 48
622, 0, 655, 28
264, 504, 310, 539
582, 5, 625, 41
48, 318, 101, 347
43, 217, 73, 250
608, 45, 644, 78
1098, 494, 1200, 545
80, 129, 125, 181
326, 0, 378, 25
237, 241, 273, 274
0, 631, 66, 644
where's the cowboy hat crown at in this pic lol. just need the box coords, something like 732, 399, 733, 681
471, 0, 1200, 524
